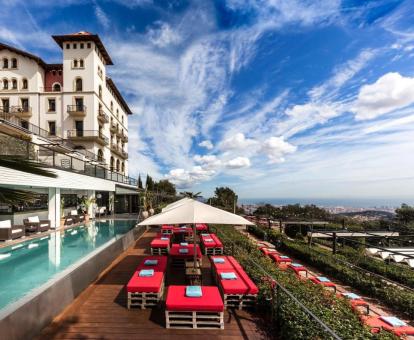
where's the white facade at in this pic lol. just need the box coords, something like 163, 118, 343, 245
0, 32, 130, 176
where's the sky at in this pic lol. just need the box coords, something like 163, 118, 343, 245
1, 0, 414, 201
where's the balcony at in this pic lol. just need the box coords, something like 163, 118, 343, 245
110, 143, 128, 159
109, 122, 117, 133
121, 132, 128, 142
11, 106, 32, 118
97, 110, 109, 124
67, 130, 108, 146
67, 105, 86, 117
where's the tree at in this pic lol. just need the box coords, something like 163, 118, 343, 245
396, 204, 414, 225
181, 191, 202, 199
145, 174, 155, 191
155, 179, 176, 196
138, 174, 143, 189
209, 187, 237, 212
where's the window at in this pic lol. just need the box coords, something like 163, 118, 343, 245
48, 98, 56, 112
122, 115, 124, 124
121, 162, 125, 174
110, 156, 114, 171
80, 43, 84, 49
98, 125, 103, 138
2, 58, 8, 69
66, 43, 70, 49
110, 101, 113, 111
3, 79, 8, 90
116, 159, 120, 172
75, 120, 84, 135
11, 58, 17, 68
75, 78, 82, 91
58, 70, 62, 76
53, 83, 61, 92
79, 59, 84, 68
21, 98, 29, 111
73, 59, 78, 68
48, 121, 56, 136
75, 97, 84, 111
1, 99, 9, 113
98, 149, 103, 162
98, 85, 102, 98
21, 120, 29, 129
73, 43, 77, 49
116, 109, 119, 118
52, 70, 56, 76
22, 78, 28, 90
87, 42, 91, 48
12, 79, 17, 89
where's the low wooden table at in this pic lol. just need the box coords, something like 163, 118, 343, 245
185, 267, 202, 285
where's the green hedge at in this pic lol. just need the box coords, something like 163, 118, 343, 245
279, 238, 414, 319
216, 226, 395, 339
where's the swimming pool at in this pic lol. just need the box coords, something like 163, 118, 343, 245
0, 219, 137, 312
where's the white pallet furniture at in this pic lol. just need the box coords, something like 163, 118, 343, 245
165, 310, 224, 329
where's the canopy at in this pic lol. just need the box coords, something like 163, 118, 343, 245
139, 198, 254, 226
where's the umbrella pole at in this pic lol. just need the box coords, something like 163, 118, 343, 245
193, 223, 197, 269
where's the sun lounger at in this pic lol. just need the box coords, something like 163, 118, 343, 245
213, 256, 258, 309
309, 276, 336, 292
288, 263, 308, 278
339, 292, 369, 315
360, 315, 414, 336
0, 220, 24, 241
165, 285, 224, 329
126, 256, 167, 309
23, 216, 50, 233
269, 253, 292, 265
260, 247, 279, 256
150, 234, 171, 255
161, 225, 174, 235
200, 233, 224, 255
169, 244, 202, 267
195, 223, 209, 233
67, 210, 85, 224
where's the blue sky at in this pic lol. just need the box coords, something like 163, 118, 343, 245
2, 0, 414, 200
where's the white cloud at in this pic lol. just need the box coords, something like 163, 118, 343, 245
147, 22, 182, 48
166, 166, 216, 188
225, 157, 251, 169
352, 72, 414, 120
95, 5, 110, 29
261, 136, 297, 164
221, 133, 258, 150
198, 140, 214, 150
194, 154, 222, 170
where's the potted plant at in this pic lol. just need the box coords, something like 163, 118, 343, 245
60, 197, 66, 228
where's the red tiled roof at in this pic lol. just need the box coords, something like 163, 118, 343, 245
52, 32, 113, 65
0, 42, 47, 68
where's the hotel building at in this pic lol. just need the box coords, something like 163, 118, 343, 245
0, 32, 139, 226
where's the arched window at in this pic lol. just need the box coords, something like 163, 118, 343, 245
52, 83, 61, 92
2, 58, 8, 69
116, 159, 120, 172
73, 59, 78, 68
121, 162, 125, 174
12, 79, 17, 89
22, 78, 28, 90
110, 101, 113, 111
98, 85, 102, 98
98, 149, 104, 162
3, 79, 8, 90
11, 58, 17, 68
75, 78, 82, 91
79, 59, 84, 68
110, 156, 114, 172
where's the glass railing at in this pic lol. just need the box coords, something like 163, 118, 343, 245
67, 130, 109, 145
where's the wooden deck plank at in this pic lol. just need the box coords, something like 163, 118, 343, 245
37, 228, 266, 340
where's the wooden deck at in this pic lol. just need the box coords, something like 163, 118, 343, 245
37, 229, 266, 340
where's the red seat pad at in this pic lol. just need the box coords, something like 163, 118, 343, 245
210, 256, 235, 271
161, 225, 174, 230
288, 264, 307, 272
156, 232, 171, 239
210, 234, 223, 247
151, 239, 170, 248
137, 256, 168, 272
172, 227, 194, 234
169, 244, 202, 259
216, 269, 249, 294
269, 254, 292, 263
201, 235, 217, 248
196, 223, 208, 231
309, 277, 336, 288
127, 271, 164, 293
260, 248, 279, 256
166, 285, 224, 312
235, 268, 259, 294
362, 317, 414, 336
227, 256, 243, 270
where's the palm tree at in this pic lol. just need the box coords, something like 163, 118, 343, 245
180, 191, 202, 199
0, 157, 57, 203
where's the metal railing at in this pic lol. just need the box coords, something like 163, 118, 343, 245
67, 130, 109, 144
11, 105, 31, 114
67, 105, 86, 113
0, 131, 138, 187
98, 110, 109, 123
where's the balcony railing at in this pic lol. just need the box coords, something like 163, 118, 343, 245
67, 130, 109, 145
11, 106, 32, 117
109, 122, 117, 133
98, 110, 109, 123
67, 105, 86, 113
121, 133, 128, 142
0, 131, 139, 187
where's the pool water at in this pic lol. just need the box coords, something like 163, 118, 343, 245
0, 219, 136, 312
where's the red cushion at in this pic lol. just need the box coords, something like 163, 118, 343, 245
260, 248, 279, 256
137, 256, 168, 272
201, 235, 216, 248
363, 317, 414, 336
166, 286, 224, 312
309, 277, 336, 288
161, 225, 174, 230
172, 227, 193, 234
235, 269, 258, 294
156, 232, 171, 238
216, 269, 249, 294
196, 223, 208, 231
269, 254, 292, 263
210, 256, 234, 271
210, 234, 223, 247
227, 256, 243, 269
151, 239, 170, 248
169, 244, 202, 258
127, 271, 164, 293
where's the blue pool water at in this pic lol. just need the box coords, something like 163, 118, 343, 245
0, 219, 136, 312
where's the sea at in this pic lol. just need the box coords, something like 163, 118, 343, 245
238, 197, 414, 209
